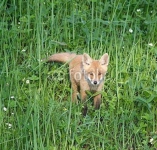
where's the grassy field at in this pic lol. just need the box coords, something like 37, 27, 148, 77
1, 0, 157, 149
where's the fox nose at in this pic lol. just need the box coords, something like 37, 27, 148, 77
93, 81, 97, 85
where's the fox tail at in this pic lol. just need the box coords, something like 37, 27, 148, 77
46, 52, 76, 63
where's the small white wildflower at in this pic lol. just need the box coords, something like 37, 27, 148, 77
10, 96, 15, 99
3, 107, 7, 111
150, 11, 153, 13
8, 124, 12, 128
11, 113, 14, 115
150, 138, 154, 144
129, 28, 133, 33
18, 22, 20, 24
148, 43, 153, 47
21, 49, 26, 52
6, 123, 12, 129
137, 9, 141, 12
26, 80, 30, 84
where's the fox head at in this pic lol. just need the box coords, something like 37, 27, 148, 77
82, 53, 109, 86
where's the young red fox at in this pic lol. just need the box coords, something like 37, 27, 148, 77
47, 52, 109, 110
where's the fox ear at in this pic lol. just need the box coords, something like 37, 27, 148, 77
99, 53, 109, 66
82, 53, 92, 65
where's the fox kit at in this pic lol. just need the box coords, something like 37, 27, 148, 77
47, 52, 109, 110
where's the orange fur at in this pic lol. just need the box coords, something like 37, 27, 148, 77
47, 52, 109, 110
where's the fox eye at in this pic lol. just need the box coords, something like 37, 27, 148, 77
98, 72, 101, 75
90, 73, 94, 76
86, 62, 90, 65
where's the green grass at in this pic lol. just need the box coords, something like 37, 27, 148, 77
1, 0, 157, 149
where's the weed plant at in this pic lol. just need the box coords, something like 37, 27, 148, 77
0, 0, 157, 149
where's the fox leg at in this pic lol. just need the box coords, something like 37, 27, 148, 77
94, 94, 101, 109
80, 89, 88, 116
94, 83, 103, 109
71, 82, 78, 103
80, 89, 87, 103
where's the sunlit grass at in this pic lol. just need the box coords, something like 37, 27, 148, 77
1, 0, 157, 149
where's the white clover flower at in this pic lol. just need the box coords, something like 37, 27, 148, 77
8, 124, 12, 128
6, 123, 12, 129
150, 138, 154, 144
148, 43, 153, 47
21, 49, 26, 52
129, 28, 133, 33
26, 80, 30, 84
3, 107, 7, 111
137, 9, 141, 12
10, 96, 15, 99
